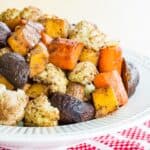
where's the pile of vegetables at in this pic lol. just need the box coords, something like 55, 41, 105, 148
0, 6, 139, 127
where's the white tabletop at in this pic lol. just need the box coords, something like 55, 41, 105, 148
0, 0, 150, 56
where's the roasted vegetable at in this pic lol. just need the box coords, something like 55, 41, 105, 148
0, 8, 21, 30
0, 7, 141, 127
20, 6, 43, 21
0, 47, 11, 57
0, 22, 11, 48
94, 70, 128, 106
41, 17, 69, 38
25, 95, 59, 127
0, 84, 28, 125
67, 83, 95, 101
99, 45, 123, 74
8, 21, 43, 56
41, 32, 53, 46
0, 52, 29, 88
79, 48, 99, 65
93, 87, 118, 118
38, 14, 56, 22
69, 61, 98, 85
26, 21, 44, 32
34, 63, 68, 93
29, 42, 49, 77
121, 59, 139, 97
26, 83, 49, 98
48, 38, 83, 70
23, 83, 31, 92
69, 21, 106, 51
50, 93, 95, 124
0, 75, 14, 90
66, 82, 85, 100
84, 83, 95, 100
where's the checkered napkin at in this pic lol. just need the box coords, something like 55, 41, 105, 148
0, 120, 149, 150
67, 120, 150, 150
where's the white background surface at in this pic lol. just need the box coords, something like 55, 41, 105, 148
0, 0, 150, 56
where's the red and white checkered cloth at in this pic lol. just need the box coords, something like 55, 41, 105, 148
0, 120, 150, 150
67, 120, 150, 150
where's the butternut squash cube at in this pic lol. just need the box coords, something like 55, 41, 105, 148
26, 83, 49, 98
48, 38, 83, 70
42, 18, 69, 38
79, 48, 99, 65
29, 42, 49, 77
0, 74, 14, 90
92, 87, 118, 118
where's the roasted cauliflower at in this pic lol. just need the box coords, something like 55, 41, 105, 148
20, 6, 43, 21
69, 61, 98, 85
34, 63, 68, 93
84, 83, 95, 100
69, 21, 106, 51
0, 8, 21, 30
0, 84, 28, 125
24, 95, 59, 127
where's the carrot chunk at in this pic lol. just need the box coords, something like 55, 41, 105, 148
99, 45, 122, 74
94, 70, 128, 106
48, 38, 83, 70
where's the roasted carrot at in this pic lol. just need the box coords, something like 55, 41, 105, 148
41, 32, 53, 46
93, 70, 128, 106
48, 38, 83, 70
99, 45, 123, 74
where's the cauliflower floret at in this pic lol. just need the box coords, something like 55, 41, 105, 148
84, 83, 95, 100
0, 8, 21, 30
0, 84, 28, 125
20, 6, 43, 21
24, 95, 59, 127
69, 21, 106, 51
38, 14, 58, 23
103, 39, 120, 48
34, 63, 68, 93
69, 61, 98, 85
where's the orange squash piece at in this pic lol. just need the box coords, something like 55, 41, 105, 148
0, 74, 14, 90
48, 38, 84, 70
41, 18, 69, 38
93, 87, 118, 117
99, 45, 123, 74
26, 83, 49, 98
79, 48, 99, 65
94, 70, 128, 106
29, 42, 49, 77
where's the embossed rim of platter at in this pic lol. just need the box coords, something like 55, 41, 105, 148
0, 49, 149, 142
